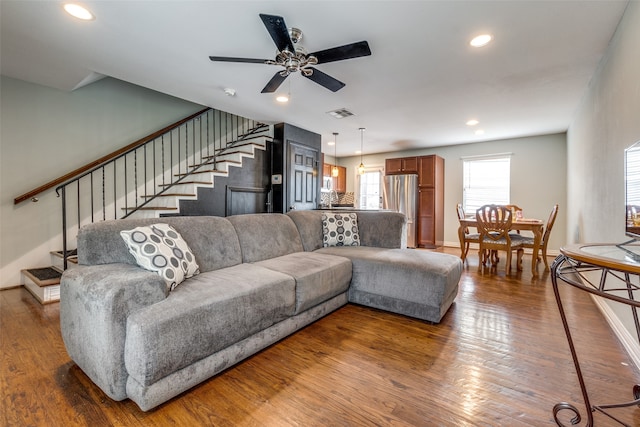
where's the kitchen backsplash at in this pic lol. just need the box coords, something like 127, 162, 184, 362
320, 191, 355, 206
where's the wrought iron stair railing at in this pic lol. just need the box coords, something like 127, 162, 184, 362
54, 107, 271, 269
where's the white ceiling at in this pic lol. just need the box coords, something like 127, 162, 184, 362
0, 1, 630, 157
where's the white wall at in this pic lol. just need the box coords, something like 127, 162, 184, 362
0, 76, 204, 288
340, 133, 567, 252
567, 1, 640, 348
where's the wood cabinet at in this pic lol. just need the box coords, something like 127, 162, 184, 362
323, 163, 346, 193
417, 155, 444, 248
334, 166, 347, 193
385, 157, 418, 175
322, 163, 332, 178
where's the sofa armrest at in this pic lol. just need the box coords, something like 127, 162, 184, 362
60, 263, 167, 400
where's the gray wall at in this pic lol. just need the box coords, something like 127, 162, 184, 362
340, 133, 567, 252
0, 76, 204, 288
567, 1, 640, 346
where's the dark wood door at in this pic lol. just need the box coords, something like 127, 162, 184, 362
288, 142, 318, 211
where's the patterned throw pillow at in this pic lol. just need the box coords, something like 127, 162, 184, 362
322, 213, 360, 247
120, 223, 199, 291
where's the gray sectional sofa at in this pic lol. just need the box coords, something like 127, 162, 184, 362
60, 210, 462, 411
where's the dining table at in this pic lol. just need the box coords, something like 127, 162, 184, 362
458, 216, 545, 276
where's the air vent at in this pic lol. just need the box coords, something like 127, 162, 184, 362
327, 108, 355, 119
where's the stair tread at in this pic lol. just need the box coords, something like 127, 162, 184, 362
191, 160, 241, 167
21, 267, 62, 287
121, 207, 179, 211
141, 193, 195, 198
50, 250, 78, 264
202, 153, 250, 161
219, 141, 267, 152
175, 170, 228, 177
157, 181, 212, 187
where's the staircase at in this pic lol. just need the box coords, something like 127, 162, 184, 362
19, 108, 272, 303
121, 134, 271, 218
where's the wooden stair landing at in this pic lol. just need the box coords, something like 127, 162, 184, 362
21, 266, 62, 304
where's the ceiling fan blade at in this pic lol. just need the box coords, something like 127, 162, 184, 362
261, 72, 288, 93
303, 68, 345, 92
259, 14, 295, 53
310, 41, 372, 64
209, 56, 269, 64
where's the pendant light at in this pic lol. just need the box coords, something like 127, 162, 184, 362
358, 127, 366, 175
331, 132, 339, 177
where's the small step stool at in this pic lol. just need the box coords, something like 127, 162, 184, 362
21, 267, 62, 304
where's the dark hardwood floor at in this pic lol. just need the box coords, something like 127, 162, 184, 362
2, 247, 640, 426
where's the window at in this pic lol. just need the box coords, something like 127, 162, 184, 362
463, 155, 511, 214
358, 170, 382, 209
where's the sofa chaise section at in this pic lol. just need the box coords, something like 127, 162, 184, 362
287, 210, 462, 323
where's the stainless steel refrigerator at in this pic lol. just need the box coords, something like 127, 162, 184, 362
382, 174, 418, 248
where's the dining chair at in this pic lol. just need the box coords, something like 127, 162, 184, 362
518, 204, 559, 271
456, 203, 480, 261
476, 204, 524, 273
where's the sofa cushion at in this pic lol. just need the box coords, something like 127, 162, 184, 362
124, 264, 296, 386
77, 216, 243, 273
228, 214, 304, 263
256, 252, 352, 314
322, 213, 360, 247
120, 223, 199, 291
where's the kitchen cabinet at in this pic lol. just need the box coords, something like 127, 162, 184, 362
323, 163, 346, 193
385, 157, 418, 175
334, 166, 347, 193
417, 155, 444, 248
322, 162, 332, 179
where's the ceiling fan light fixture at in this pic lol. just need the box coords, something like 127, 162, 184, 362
209, 14, 371, 94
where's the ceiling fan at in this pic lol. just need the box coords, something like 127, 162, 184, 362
209, 13, 372, 93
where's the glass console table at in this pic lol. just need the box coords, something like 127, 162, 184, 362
552, 243, 640, 426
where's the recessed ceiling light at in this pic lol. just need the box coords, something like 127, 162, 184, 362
223, 88, 236, 97
276, 95, 289, 103
327, 141, 335, 146
466, 119, 479, 126
63, 3, 95, 20
475, 129, 485, 135
470, 34, 492, 48
355, 150, 362, 154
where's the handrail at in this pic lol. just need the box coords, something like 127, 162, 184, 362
13, 107, 211, 205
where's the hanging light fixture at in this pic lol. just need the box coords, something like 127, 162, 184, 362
331, 132, 339, 177
358, 127, 366, 175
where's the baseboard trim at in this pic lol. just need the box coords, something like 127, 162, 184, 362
591, 295, 640, 371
